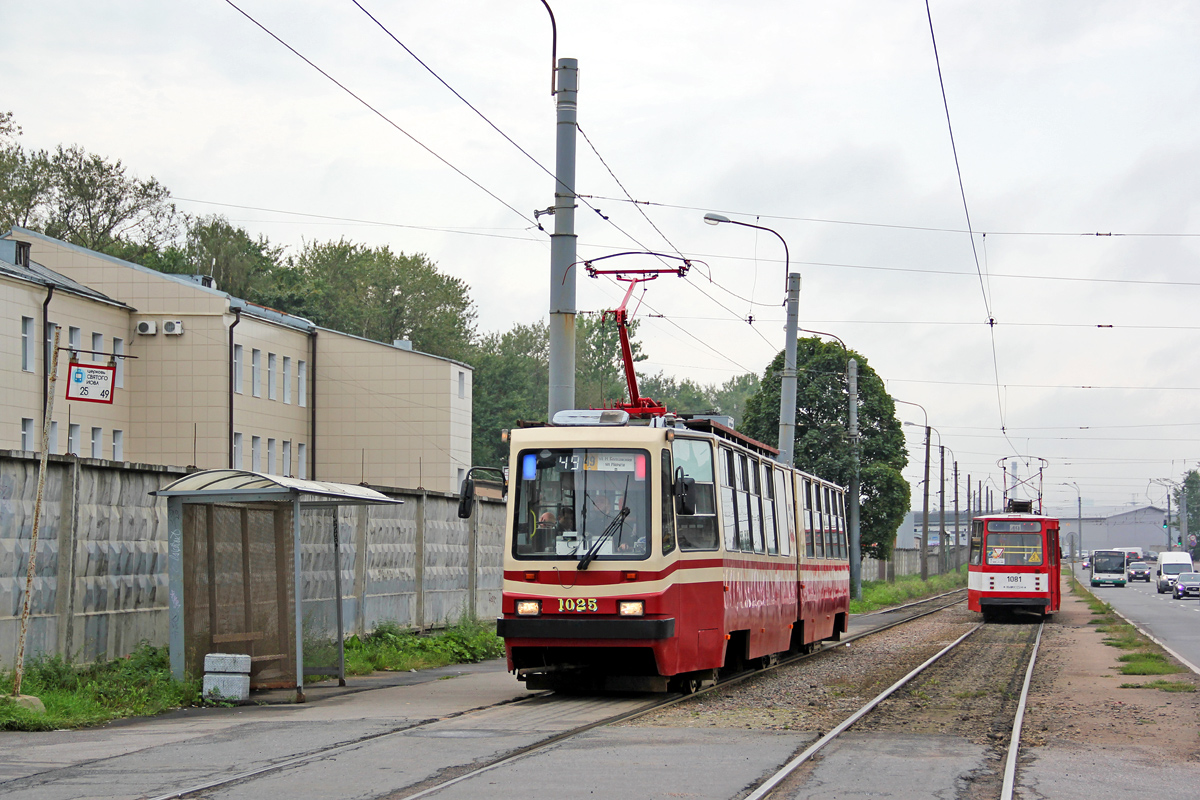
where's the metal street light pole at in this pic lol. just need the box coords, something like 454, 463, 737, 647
897, 400, 930, 581
703, 213, 798, 466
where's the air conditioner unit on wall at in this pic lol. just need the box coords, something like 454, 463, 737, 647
163, 319, 184, 335
136, 320, 157, 335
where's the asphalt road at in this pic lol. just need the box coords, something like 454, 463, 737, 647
1072, 561, 1200, 670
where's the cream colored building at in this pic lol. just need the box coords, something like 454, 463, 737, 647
1, 228, 471, 492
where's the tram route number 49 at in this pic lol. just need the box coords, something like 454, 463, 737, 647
65, 362, 116, 405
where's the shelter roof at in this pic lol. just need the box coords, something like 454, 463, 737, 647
152, 469, 403, 505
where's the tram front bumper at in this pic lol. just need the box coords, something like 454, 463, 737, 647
497, 617, 676, 640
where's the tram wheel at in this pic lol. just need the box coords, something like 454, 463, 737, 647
672, 674, 701, 695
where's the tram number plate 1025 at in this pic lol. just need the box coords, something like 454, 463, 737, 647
557, 598, 598, 612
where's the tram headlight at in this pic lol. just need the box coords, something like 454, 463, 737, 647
516, 600, 541, 616
618, 600, 644, 617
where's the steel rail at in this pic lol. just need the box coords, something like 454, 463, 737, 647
1001, 621, 1045, 800
743, 623, 984, 800
140, 592, 967, 800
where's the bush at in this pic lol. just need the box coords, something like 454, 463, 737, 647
849, 568, 967, 614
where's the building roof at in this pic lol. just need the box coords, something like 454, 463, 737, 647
0, 239, 130, 309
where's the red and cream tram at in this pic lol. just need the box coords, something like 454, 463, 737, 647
968, 504, 1061, 620
482, 409, 850, 693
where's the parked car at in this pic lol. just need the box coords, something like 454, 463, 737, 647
1127, 562, 1152, 581
1173, 573, 1200, 599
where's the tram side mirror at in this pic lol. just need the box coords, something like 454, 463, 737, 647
674, 467, 697, 516
457, 478, 475, 519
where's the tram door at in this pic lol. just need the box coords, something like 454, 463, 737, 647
1048, 524, 1061, 611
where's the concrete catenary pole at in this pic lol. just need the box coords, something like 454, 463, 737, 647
547, 58, 579, 418
920, 425, 931, 581
778, 273, 801, 466
848, 359, 861, 599
938, 444, 946, 575
1182, 484, 1189, 551
953, 460, 960, 571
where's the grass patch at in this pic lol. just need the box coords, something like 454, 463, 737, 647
1120, 680, 1196, 692
849, 567, 968, 614
0, 642, 200, 732
1118, 653, 1184, 676
0, 618, 504, 731
342, 617, 504, 676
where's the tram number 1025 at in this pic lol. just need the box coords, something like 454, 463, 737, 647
557, 598, 598, 613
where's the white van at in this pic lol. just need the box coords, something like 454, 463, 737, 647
1156, 552, 1194, 594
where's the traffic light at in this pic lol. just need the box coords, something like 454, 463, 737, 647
1164, 517, 1169, 529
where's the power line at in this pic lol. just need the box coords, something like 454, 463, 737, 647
580, 196, 1200, 239
221, 0, 537, 228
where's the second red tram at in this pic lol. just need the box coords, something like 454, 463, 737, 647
968, 510, 1061, 620
487, 410, 850, 693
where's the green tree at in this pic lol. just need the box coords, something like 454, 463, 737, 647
636, 371, 761, 427
0, 114, 180, 258
1172, 471, 1200, 557
275, 239, 476, 362
469, 321, 549, 468
741, 337, 909, 560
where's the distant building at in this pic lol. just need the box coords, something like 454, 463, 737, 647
1, 227, 470, 492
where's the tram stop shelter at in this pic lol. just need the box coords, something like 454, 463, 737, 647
152, 469, 404, 702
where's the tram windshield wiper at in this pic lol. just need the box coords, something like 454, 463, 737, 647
577, 507, 629, 571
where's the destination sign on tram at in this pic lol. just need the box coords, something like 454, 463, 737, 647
65, 362, 116, 404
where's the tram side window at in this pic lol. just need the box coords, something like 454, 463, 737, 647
813, 484, 825, 558
720, 446, 739, 551
672, 438, 719, 551
661, 450, 676, 555
762, 463, 778, 556
803, 480, 815, 557
746, 455, 764, 554
969, 520, 984, 566
776, 469, 795, 557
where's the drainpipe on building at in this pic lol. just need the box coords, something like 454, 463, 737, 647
309, 327, 318, 480
41, 285, 56, 429
228, 307, 241, 468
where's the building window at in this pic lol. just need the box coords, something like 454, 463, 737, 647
113, 337, 125, 388
282, 357, 291, 404
21, 317, 35, 372
21, 418, 34, 451
297, 360, 307, 407
457, 468, 465, 489
233, 344, 244, 394
68, 325, 81, 355
92, 332, 103, 362
91, 427, 103, 459
267, 438, 276, 474
233, 432, 243, 469
45, 322, 57, 371
282, 440, 292, 477
113, 429, 124, 461
68, 423, 80, 455
268, 353, 277, 400
297, 442, 307, 479
458, 370, 465, 399
252, 349, 262, 397
251, 436, 262, 472
49, 421, 58, 454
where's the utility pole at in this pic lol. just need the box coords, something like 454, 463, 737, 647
547, 58, 579, 418
1167, 491, 1173, 550
1183, 484, 1189, 552
953, 460, 960, 571
938, 444, 946, 574
848, 359, 861, 599
920, 425, 931, 581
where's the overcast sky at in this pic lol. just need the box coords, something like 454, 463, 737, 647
4, 1, 1199, 514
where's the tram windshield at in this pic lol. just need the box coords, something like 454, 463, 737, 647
512, 448, 651, 561
984, 532, 1043, 566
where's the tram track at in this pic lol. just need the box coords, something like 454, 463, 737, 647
2, 592, 972, 800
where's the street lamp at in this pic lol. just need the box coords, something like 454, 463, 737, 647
898, 401, 931, 580
1060, 482, 1081, 561
703, 213, 799, 467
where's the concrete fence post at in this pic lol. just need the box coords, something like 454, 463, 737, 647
353, 504, 368, 636
414, 492, 425, 631
54, 459, 79, 661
